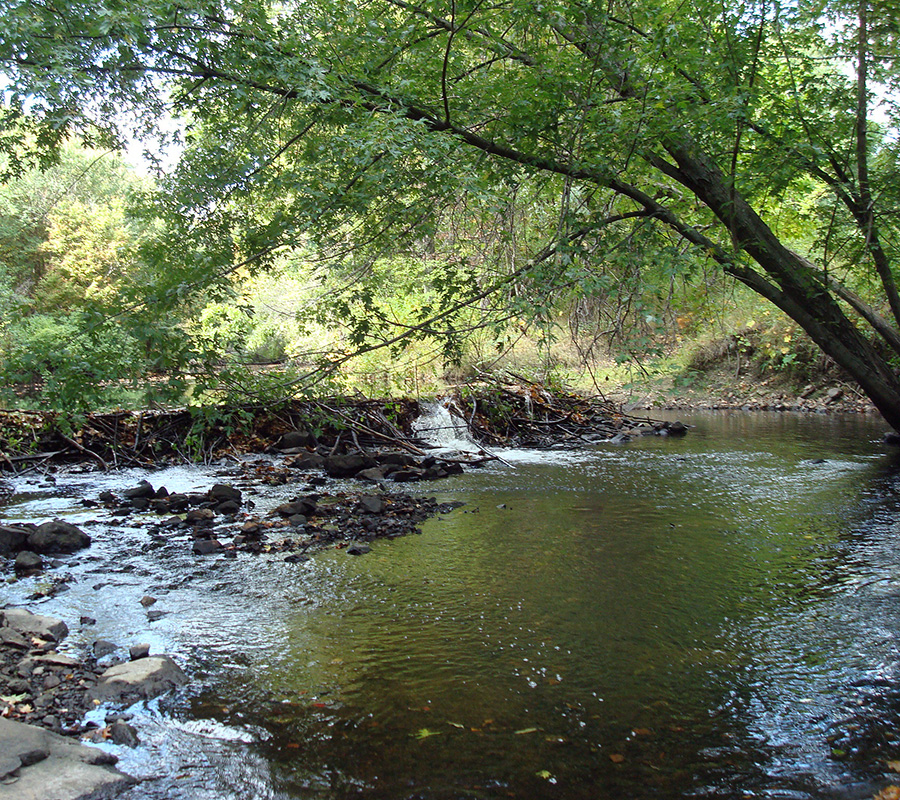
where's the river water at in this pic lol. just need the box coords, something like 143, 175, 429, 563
4, 410, 900, 799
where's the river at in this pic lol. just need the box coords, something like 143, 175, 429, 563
3, 410, 900, 799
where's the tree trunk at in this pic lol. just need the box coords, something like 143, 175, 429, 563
666, 140, 900, 430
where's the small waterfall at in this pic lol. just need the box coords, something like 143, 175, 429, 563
413, 399, 481, 453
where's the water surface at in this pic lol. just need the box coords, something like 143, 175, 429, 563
4, 410, 900, 798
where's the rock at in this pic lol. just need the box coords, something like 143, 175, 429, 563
88, 655, 188, 704
377, 452, 417, 469
123, 480, 155, 499
288, 514, 307, 527
884, 431, 900, 445
215, 499, 241, 515
108, 719, 140, 747
79, 616, 96, 626
667, 421, 688, 436
192, 539, 223, 555
186, 508, 216, 524
14, 551, 43, 575
1, 608, 68, 643
0, 525, 28, 556
391, 468, 424, 483
146, 609, 166, 622
208, 483, 242, 504
824, 387, 844, 403
93, 640, 118, 658
129, 643, 151, 661
275, 498, 317, 518
34, 653, 80, 668
25, 520, 91, 554
346, 543, 372, 555
285, 452, 325, 469
0, 626, 29, 649
0, 717, 131, 800
356, 467, 386, 483
284, 553, 310, 564
359, 496, 384, 514
139, 595, 157, 607
279, 430, 315, 450
324, 453, 375, 478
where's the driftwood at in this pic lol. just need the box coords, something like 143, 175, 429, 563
449, 375, 659, 447
0, 383, 660, 474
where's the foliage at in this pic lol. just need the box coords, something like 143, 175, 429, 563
6, 0, 900, 422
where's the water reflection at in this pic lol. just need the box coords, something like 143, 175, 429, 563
3, 411, 900, 798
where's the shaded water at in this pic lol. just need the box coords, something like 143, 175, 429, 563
4, 411, 900, 798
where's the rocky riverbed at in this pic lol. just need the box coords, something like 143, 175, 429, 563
0, 441, 472, 798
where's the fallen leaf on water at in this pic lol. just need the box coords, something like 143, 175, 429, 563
448, 722, 465, 729
874, 787, 900, 800
415, 728, 442, 740
535, 770, 553, 780
285, 743, 301, 749
888, 762, 900, 773
515, 727, 539, 735
633, 728, 651, 736
609, 753, 625, 763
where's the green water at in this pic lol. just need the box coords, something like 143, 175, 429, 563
185, 411, 900, 799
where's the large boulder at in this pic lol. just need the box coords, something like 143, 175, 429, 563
0, 608, 68, 643
0, 717, 131, 800
87, 655, 188, 705
26, 520, 90, 554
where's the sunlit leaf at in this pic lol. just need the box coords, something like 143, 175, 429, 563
414, 728, 442, 740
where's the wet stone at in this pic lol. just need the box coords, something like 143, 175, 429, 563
358, 496, 384, 514
93, 640, 118, 658
14, 551, 43, 575
26, 520, 91, 555
108, 719, 140, 747
129, 644, 151, 661
192, 539, 223, 555
123, 480, 155, 499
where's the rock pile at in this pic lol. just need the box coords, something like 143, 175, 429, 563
0, 520, 90, 576
0, 607, 187, 738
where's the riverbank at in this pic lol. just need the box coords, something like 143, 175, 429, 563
606, 369, 880, 418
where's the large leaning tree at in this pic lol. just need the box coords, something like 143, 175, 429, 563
4, 0, 900, 424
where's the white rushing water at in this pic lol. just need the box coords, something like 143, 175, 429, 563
412, 399, 482, 454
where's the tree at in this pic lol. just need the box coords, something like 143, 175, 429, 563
5, 0, 900, 424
